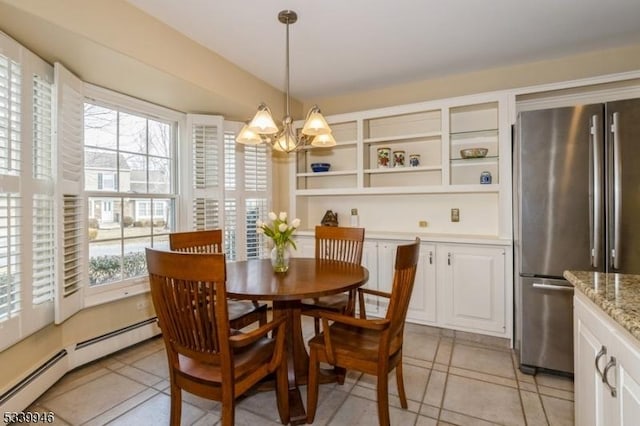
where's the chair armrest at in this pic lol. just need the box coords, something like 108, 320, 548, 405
229, 316, 286, 348
358, 287, 391, 299
305, 309, 390, 331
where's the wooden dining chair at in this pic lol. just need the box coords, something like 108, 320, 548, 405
169, 229, 268, 330
300, 226, 365, 335
306, 238, 421, 426
145, 248, 289, 426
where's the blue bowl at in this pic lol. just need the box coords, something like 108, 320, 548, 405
311, 163, 331, 172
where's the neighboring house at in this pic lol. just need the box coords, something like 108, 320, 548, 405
84, 150, 168, 227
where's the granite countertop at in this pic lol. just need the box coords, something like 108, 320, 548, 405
564, 270, 640, 341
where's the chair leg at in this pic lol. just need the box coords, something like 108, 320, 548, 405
314, 317, 320, 335
169, 383, 182, 426
221, 393, 235, 426
395, 359, 408, 409
275, 353, 290, 424
376, 372, 390, 426
306, 348, 320, 423
334, 366, 346, 385
258, 309, 267, 326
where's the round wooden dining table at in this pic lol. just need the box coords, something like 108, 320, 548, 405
225, 257, 369, 425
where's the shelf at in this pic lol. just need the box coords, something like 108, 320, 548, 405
363, 131, 442, 144
296, 184, 499, 197
450, 156, 498, 165
364, 165, 442, 174
300, 140, 358, 150
297, 170, 358, 177
450, 128, 498, 137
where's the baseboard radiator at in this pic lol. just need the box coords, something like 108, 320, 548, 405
0, 318, 160, 418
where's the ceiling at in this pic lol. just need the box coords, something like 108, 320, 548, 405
126, 1, 640, 101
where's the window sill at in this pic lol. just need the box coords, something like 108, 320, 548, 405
84, 277, 150, 308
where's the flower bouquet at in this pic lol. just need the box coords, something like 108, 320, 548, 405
257, 211, 301, 272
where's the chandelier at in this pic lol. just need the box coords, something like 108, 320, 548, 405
235, 10, 335, 153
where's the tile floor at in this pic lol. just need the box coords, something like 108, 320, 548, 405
25, 318, 574, 425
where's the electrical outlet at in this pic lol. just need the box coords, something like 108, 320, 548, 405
418, 220, 428, 228
451, 208, 460, 222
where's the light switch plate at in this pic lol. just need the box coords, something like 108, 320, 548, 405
451, 208, 460, 222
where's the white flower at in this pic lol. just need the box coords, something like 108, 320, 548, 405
256, 227, 264, 234
279, 211, 287, 221
278, 223, 288, 232
268, 212, 277, 221
291, 218, 301, 228
256, 219, 263, 228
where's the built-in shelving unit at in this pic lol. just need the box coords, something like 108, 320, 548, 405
290, 91, 511, 237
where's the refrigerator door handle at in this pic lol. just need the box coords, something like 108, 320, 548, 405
611, 112, 622, 269
532, 283, 574, 291
590, 114, 603, 268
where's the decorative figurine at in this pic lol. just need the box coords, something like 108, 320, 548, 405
320, 210, 339, 227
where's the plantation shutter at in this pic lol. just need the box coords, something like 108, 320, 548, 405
32, 72, 55, 309
221, 125, 271, 261
244, 143, 269, 258
185, 114, 223, 231
53, 62, 85, 324
0, 36, 23, 343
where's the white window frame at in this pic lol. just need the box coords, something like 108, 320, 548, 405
83, 85, 185, 307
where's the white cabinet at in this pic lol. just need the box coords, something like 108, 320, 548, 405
574, 292, 640, 426
293, 234, 506, 336
292, 235, 314, 258
408, 243, 437, 324
438, 244, 506, 334
360, 240, 381, 316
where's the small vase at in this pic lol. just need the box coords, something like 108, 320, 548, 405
270, 243, 290, 273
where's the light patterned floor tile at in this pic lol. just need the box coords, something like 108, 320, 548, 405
541, 395, 574, 426
442, 375, 525, 426
39, 372, 147, 424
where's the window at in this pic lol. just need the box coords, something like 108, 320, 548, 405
0, 33, 55, 350
84, 98, 177, 289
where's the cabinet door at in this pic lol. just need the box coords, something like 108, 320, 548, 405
360, 241, 380, 317
438, 245, 505, 333
614, 329, 640, 426
407, 243, 437, 324
574, 296, 611, 426
376, 241, 400, 315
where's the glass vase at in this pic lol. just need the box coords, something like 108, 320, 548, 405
270, 243, 290, 273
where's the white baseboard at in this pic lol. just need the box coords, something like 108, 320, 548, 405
0, 319, 161, 423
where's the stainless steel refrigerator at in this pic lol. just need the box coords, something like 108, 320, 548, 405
514, 98, 640, 375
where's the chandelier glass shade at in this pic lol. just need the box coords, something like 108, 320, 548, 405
236, 10, 335, 153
